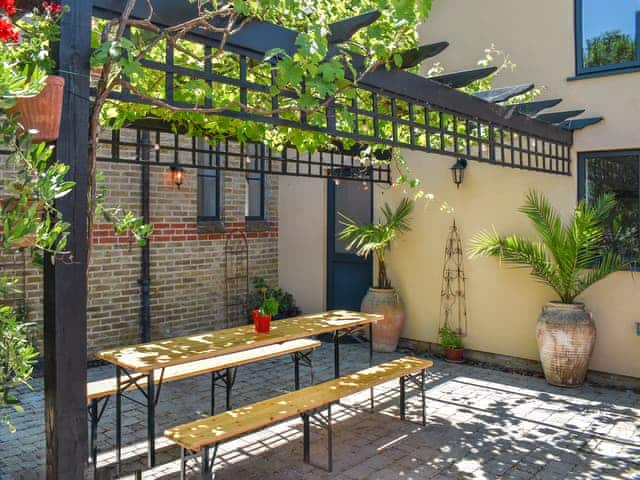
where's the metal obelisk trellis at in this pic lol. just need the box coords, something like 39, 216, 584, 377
439, 220, 468, 336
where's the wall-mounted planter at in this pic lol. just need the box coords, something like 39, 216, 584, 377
9, 75, 65, 143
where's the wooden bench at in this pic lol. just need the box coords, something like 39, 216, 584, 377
165, 356, 433, 478
87, 338, 320, 472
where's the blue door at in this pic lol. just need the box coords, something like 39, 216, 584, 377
327, 172, 373, 311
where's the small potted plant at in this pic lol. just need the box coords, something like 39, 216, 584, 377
252, 288, 279, 333
438, 325, 464, 363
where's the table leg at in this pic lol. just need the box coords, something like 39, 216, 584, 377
333, 330, 340, 378
147, 370, 156, 468
115, 366, 122, 476
399, 376, 406, 421
294, 352, 300, 390
369, 322, 374, 410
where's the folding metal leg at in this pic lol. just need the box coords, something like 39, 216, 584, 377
421, 369, 427, 426
301, 404, 334, 472
115, 366, 122, 476
333, 331, 340, 378
210, 371, 216, 415
200, 444, 219, 480
294, 352, 300, 390
369, 322, 374, 410
147, 370, 156, 468
89, 399, 98, 475
226, 367, 237, 411
399, 376, 406, 421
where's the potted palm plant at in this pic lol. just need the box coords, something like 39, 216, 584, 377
339, 198, 413, 352
470, 191, 629, 387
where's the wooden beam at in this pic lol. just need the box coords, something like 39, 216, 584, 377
430, 67, 498, 88
536, 109, 586, 124
472, 83, 534, 103
44, 1, 92, 478
328, 11, 381, 43
559, 116, 603, 130
509, 98, 563, 116
395, 42, 449, 69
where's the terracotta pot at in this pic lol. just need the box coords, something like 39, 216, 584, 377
445, 347, 464, 363
536, 302, 595, 387
360, 287, 405, 352
252, 310, 271, 333
9, 75, 65, 143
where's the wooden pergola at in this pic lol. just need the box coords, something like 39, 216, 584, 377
46, 1, 601, 477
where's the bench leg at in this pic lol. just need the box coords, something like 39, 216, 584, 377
369, 322, 374, 411
421, 369, 427, 427
301, 404, 334, 472
115, 366, 122, 476
88, 399, 98, 476
147, 370, 156, 468
399, 376, 406, 421
200, 444, 218, 480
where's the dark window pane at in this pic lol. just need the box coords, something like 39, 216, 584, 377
585, 153, 640, 260
197, 139, 219, 219
246, 176, 263, 218
334, 179, 371, 254
581, 0, 640, 69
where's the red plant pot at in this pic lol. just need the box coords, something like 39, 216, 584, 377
445, 347, 464, 363
252, 310, 271, 333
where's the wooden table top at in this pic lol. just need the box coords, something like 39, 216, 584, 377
97, 310, 381, 373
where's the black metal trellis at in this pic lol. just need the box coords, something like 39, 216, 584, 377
97, 126, 390, 183
88, 0, 604, 177
224, 231, 248, 328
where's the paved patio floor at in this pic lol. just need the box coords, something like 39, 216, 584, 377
1, 343, 639, 479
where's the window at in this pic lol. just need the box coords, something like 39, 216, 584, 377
197, 139, 221, 221
575, 0, 640, 75
245, 143, 266, 220
578, 150, 640, 263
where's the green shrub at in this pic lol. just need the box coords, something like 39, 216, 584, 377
438, 326, 463, 349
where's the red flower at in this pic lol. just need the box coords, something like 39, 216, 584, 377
0, 0, 16, 16
42, 1, 62, 15
0, 17, 19, 43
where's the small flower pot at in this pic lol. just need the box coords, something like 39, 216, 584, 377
444, 347, 464, 363
9, 75, 65, 143
252, 310, 271, 333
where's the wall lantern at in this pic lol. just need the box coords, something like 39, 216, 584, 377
451, 158, 467, 189
169, 164, 185, 188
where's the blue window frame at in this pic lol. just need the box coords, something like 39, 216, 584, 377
575, 0, 640, 76
197, 139, 221, 221
245, 143, 266, 221
578, 149, 640, 266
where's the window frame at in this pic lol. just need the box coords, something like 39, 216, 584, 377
577, 148, 640, 270
196, 140, 222, 222
574, 0, 640, 77
245, 144, 266, 221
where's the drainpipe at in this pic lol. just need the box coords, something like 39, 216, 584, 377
139, 130, 151, 342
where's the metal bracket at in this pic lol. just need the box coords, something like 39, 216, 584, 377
291, 350, 315, 389
399, 369, 427, 426
181, 444, 219, 480
210, 367, 238, 415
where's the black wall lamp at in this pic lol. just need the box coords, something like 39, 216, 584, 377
169, 164, 185, 188
451, 158, 467, 189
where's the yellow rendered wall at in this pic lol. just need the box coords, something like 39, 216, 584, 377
279, 0, 640, 377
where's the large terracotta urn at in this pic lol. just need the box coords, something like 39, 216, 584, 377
360, 287, 405, 352
536, 302, 596, 387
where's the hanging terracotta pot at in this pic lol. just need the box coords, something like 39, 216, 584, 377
8, 75, 65, 143
360, 287, 405, 352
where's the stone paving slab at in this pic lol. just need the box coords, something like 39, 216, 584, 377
1, 343, 639, 479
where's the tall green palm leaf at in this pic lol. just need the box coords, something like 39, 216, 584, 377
470, 190, 629, 303
339, 198, 413, 288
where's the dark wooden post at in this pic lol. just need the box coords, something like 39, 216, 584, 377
44, 1, 92, 478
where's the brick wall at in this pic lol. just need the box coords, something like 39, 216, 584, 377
0, 132, 279, 360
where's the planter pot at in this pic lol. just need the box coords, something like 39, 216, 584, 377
444, 347, 464, 363
536, 302, 596, 387
252, 310, 272, 333
9, 75, 65, 143
360, 287, 405, 353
